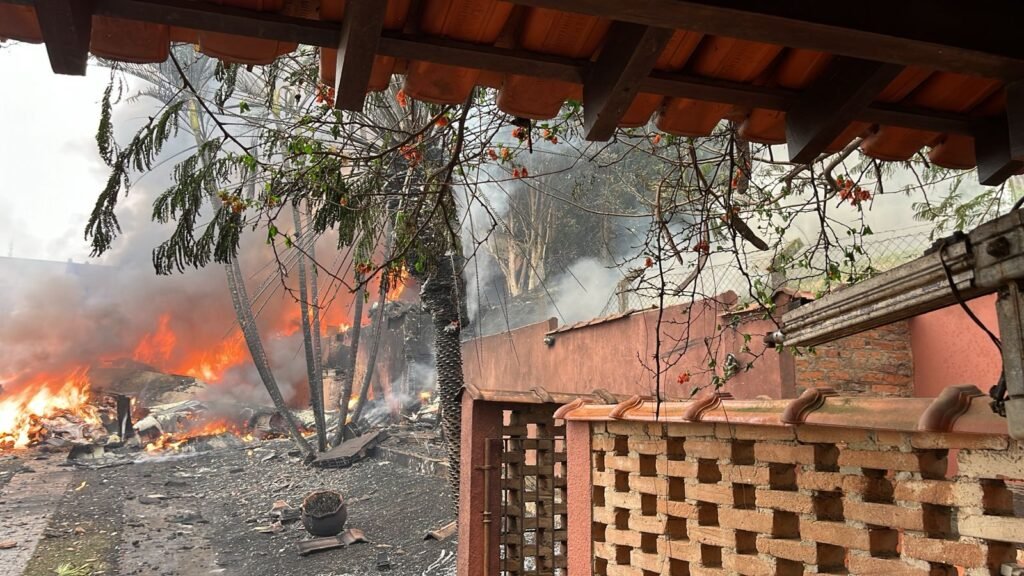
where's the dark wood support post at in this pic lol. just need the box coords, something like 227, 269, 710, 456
35, 0, 94, 75
333, 0, 387, 111
785, 57, 901, 163
975, 81, 1024, 186
583, 22, 673, 141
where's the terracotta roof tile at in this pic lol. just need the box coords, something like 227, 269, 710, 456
0, 1, 1013, 174
556, 384, 1009, 437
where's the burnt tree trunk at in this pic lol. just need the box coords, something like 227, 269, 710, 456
293, 202, 327, 451
309, 230, 325, 434
350, 276, 387, 424
225, 256, 314, 458
419, 254, 465, 515
331, 270, 365, 447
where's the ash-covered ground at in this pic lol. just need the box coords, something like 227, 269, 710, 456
0, 439, 456, 576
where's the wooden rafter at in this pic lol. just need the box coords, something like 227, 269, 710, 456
333, 0, 387, 111
785, 57, 902, 164
503, 0, 1024, 80
88, 0, 338, 45
34, 0, 94, 75
583, 22, 673, 141
0, 0, 984, 139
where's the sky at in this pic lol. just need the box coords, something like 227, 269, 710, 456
0, 43, 113, 262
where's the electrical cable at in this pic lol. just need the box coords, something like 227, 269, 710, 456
938, 237, 1007, 415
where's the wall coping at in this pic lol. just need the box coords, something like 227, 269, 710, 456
464, 381, 627, 405
554, 385, 1007, 436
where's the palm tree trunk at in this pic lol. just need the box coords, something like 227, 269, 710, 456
309, 228, 325, 439
185, 106, 312, 458
419, 254, 465, 515
293, 202, 327, 451
225, 255, 314, 458
331, 269, 365, 446
350, 274, 388, 424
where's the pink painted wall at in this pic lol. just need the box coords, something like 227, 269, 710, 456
565, 420, 593, 576
457, 395, 503, 576
909, 295, 1001, 398
462, 292, 799, 401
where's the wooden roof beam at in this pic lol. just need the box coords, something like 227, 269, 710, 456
34, 0, 94, 75
786, 57, 901, 164
583, 22, 674, 141
4, 0, 975, 138
504, 0, 1024, 80
333, 0, 387, 111
975, 81, 1024, 186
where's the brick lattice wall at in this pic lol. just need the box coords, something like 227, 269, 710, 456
795, 321, 914, 397
590, 420, 1020, 575
501, 405, 569, 575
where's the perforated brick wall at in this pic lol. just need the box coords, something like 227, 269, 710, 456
589, 420, 1021, 576
501, 405, 569, 576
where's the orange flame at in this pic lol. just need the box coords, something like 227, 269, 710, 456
133, 313, 177, 365
170, 333, 248, 383
144, 417, 251, 453
0, 367, 99, 449
386, 267, 409, 302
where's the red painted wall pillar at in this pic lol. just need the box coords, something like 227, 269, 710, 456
566, 419, 593, 576
457, 395, 503, 576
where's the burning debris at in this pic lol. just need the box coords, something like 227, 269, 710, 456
0, 368, 106, 450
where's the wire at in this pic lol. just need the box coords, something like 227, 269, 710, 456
938, 238, 1007, 415
938, 239, 1002, 352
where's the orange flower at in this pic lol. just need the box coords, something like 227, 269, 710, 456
500, 148, 511, 161
487, 148, 498, 161
396, 89, 408, 108
677, 372, 691, 385
435, 116, 449, 127
520, 166, 529, 178
511, 126, 527, 140
644, 257, 654, 268
512, 168, 521, 178
652, 133, 662, 145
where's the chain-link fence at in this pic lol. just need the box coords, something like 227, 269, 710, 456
601, 229, 935, 316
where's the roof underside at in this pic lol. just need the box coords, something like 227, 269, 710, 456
4, 0, 1024, 184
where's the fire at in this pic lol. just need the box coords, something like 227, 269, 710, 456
0, 368, 99, 449
144, 417, 246, 453
386, 267, 409, 301
133, 313, 177, 364
171, 333, 248, 383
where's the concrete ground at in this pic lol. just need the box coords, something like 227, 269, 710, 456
0, 439, 457, 576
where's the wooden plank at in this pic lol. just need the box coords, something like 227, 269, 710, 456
34, 0, 94, 75
785, 57, 902, 163
378, 31, 582, 84
583, 22, 674, 141
503, 0, 1024, 79
780, 241, 985, 348
91, 0, 338, 46
976, 81, 1024, 186
334, 0, 387, 111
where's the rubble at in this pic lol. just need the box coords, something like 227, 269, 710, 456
313, 431, 384, 469
296, 528, 367, 556
424, 521, 457, 542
